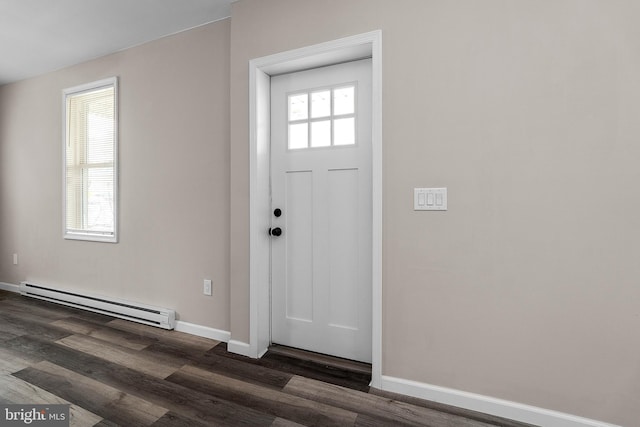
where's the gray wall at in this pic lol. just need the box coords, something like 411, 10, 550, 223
1, 1, 638, 425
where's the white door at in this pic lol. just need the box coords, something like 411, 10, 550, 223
270, 59, 372, 363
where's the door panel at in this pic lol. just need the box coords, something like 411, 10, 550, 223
271, 59, 372, 363
285, 170, 314, 322
328, 168, 359, 330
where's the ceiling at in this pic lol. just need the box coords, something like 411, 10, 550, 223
0, 0, 232, 86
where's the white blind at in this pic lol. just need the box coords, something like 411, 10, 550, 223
65, 79, 117, 241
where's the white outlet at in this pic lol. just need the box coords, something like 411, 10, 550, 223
13, 254, 18, 265
203, 279, 212, 296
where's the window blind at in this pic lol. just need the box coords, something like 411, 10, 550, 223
64, 78, 117, 242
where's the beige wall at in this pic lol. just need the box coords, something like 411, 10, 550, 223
229, 1, 640, 425
0, 20, 231, 330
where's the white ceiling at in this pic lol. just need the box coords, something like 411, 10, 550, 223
0, 0, 232, 86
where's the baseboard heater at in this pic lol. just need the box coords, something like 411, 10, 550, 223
19, 282, 176, 330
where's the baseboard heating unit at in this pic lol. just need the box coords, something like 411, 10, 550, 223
19, 282, 176, 330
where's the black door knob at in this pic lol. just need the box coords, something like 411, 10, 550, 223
269, 227, 282, 237
274, 208, 282, 217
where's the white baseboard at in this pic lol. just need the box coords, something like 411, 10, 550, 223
0, 282, 19, 293
227, 340, 255, 357
174, 321, 230, 343
380, 375, 620, 427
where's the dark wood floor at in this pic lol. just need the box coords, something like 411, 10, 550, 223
0, 290, 535, 426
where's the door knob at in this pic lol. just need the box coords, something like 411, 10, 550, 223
274, 208, 282, 217
269, 227, 282, 237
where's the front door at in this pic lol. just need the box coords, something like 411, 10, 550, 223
270, 59, 372, 363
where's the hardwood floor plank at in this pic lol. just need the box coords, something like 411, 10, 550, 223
56, 334, 182, 379
270, 418, 307, 427
14, 361, 169, 426
0, 343, 44, 366
0, 348, 31, 374
368, 388, 536, 427
0, 373, 103, 427
139, 341, 212, 369
269, 344, 372, 376
52, 317, 156, 351
211, 343, 370, 392
0, 290, 18, 300
0, 311, 72, 341
8, 296, 115, 324
4, 335, 276, 426
106, 319, 218, 352
284, 375, 498, 427
0, 330, 21, 342
92, 420, 120, 427
145, 342, 293, 390
151, 411, 213, 427
0, 298, 72, 321
168, 364, 358, 426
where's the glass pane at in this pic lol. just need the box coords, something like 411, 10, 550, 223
87, 167, 114, 232
289, 123, 308, 149
334, 118, 355, 146
334, 86, 355, 115
87, 111, 114, 164
311, 90, 331, 118
289, 93, 308, 121
311, 120, 331, 147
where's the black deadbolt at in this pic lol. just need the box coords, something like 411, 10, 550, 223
269, 227, 282, 237
274, 208, 282, 217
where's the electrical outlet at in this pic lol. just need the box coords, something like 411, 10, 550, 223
203, 279, 212, 296
12, 254, 18, 265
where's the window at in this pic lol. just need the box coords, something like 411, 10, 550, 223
287, 84, 356, 149
63, 77, 118, 242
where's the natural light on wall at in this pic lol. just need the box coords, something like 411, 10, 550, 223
63, 77, 118, 242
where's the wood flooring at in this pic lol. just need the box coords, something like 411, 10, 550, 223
0, 290, 535, 426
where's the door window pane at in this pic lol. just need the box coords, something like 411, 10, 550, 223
311, 120, 331, 147
334, 86, 354, 115
334, 118, 355, 146
289, 93, 308, 121
289, 123, 308, 149
311, 90, 331, 118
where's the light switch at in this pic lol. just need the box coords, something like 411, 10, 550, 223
414, 188, 447, 211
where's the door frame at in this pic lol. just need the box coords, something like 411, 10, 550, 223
244, 30, 382, 388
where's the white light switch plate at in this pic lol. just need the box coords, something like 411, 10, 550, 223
414, 188, 447, 211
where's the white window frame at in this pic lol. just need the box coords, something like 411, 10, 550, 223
62, 77, 118, 243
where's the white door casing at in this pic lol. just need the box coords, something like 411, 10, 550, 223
270, 60, 372, 362
234, 30, 382, 387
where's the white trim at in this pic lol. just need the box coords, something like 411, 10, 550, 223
244, 31, 382, 387
62, 76, 119, 244
174, 321, 230, 342
228, 339, 256, 358
380, 375, 621, 427
0, 282, 19, 293
369, 31, 383, 389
